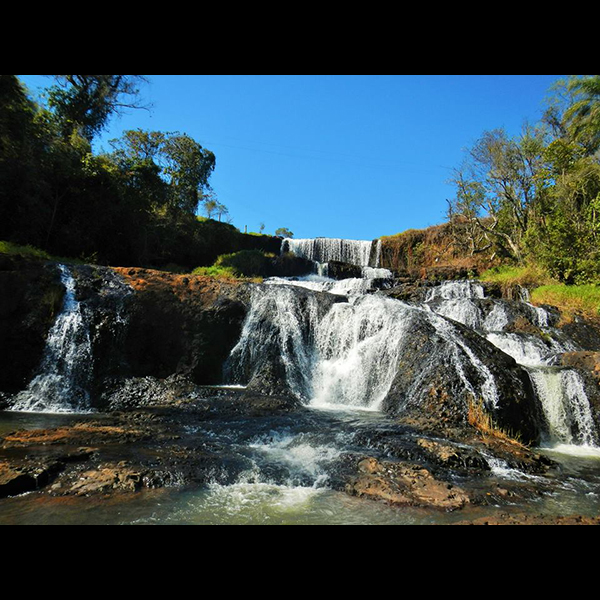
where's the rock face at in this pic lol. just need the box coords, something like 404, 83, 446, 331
0, 260, 255, 411
2, 257, 599, 453
0, 256, 65, 395
109, 267, 250, 385
381, 312, 541, 444
345, 456, 470, 511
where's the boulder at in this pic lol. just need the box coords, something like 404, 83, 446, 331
381, 310, 542, 445
325, 260, 363, 280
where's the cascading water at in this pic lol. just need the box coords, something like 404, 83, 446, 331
278, 237, 393, 297
10, 265, 93, 414
282, 237, 378, 267
228, 263, 599, 451
226, 273, 503, 414
424, 280, 598, 449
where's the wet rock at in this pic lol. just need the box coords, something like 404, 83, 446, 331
345, 456, 470, 511
69, 464, 144, 496
325, 261, 363, 280
559, 317, 600, 352
0, 257, 65, 394
0, 447, 94, 498
455, 513, 600, 525
560, 351, 600, 381
381, 312, 542, 445
267, 254, 315, 278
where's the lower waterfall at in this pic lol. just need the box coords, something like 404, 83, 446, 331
226, 279, 502, 413
10, 265, 93, 414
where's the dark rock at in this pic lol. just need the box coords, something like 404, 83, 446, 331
0, 257, 64, 394
559, 317, 600, 352
325, 261, 363, 280
268, 253, 315, 278
381, 311, 542, 445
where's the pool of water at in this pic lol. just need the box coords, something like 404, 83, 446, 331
1, 408, 599, 525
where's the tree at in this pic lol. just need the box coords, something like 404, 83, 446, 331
47, 75, 149, 142
200, 191, 226, 220
275, 227, 294, 238
110, 129, 215, 215
161, 133, 215, 214
562, 75, 600, 155
448, 127, 548, 261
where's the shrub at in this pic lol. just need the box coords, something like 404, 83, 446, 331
213, 249, 273, 278
0, 240, 51, 260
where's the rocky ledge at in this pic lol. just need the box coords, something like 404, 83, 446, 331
0, 382, 593, 524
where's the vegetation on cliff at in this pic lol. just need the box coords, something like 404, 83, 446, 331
446, 75, 600, 286
0, 75, 280, 271
379, 75, 600, 320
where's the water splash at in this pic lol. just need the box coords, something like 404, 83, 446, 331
11, 265, 93, 414
310, 295, 414, 410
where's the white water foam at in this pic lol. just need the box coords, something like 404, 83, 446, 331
11, 265, 93, 414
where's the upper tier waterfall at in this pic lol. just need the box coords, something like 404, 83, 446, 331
281, 237, 382, 269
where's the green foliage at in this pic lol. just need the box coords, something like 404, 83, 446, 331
212, 249, 274, 278
275, 227, 294, 238
0, 240, 51, 260
191, 265, 239, 280
47, 75, 148, 142
531, 284, 600, 319
109, 129, 216, 215
191, 249, 276, 281
479, 264, 556, 288
0, 76, 275, 271
449, 75, 600, 284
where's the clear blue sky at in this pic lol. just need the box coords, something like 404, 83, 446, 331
18, 74, 564, 241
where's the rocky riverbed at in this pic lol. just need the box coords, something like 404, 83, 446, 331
1, 254, 600, 524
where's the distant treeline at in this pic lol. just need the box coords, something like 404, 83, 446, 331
446, 75, 600, 285
0, 75, 279, 269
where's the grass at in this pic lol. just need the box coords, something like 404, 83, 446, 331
479, 264, 557, 288
467, 399, 524, 446
192, 249, 274, 282
531, 284, 600, 321
480, 263, 600, 321
191, 265, 240, 280
0, 240, 91, 266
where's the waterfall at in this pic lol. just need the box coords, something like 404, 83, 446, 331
278, 237, 392, 297
424, 280, 598, 448
310, 295, 415, 409
528, 369, 598, 447
10, 265, 93, 414
226, 285, 416, 409
230, 268, 598, 448
281, 237, 377, 267
225, 285, 321, 399
226, 278, 504, 413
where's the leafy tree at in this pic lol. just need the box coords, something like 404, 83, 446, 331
449, 127, 548, 261
562, 75, 600, 155
47, 75, 149, 142
110, 129, 215, 215
161, 133, 215, 214
275, 227, 294, 238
